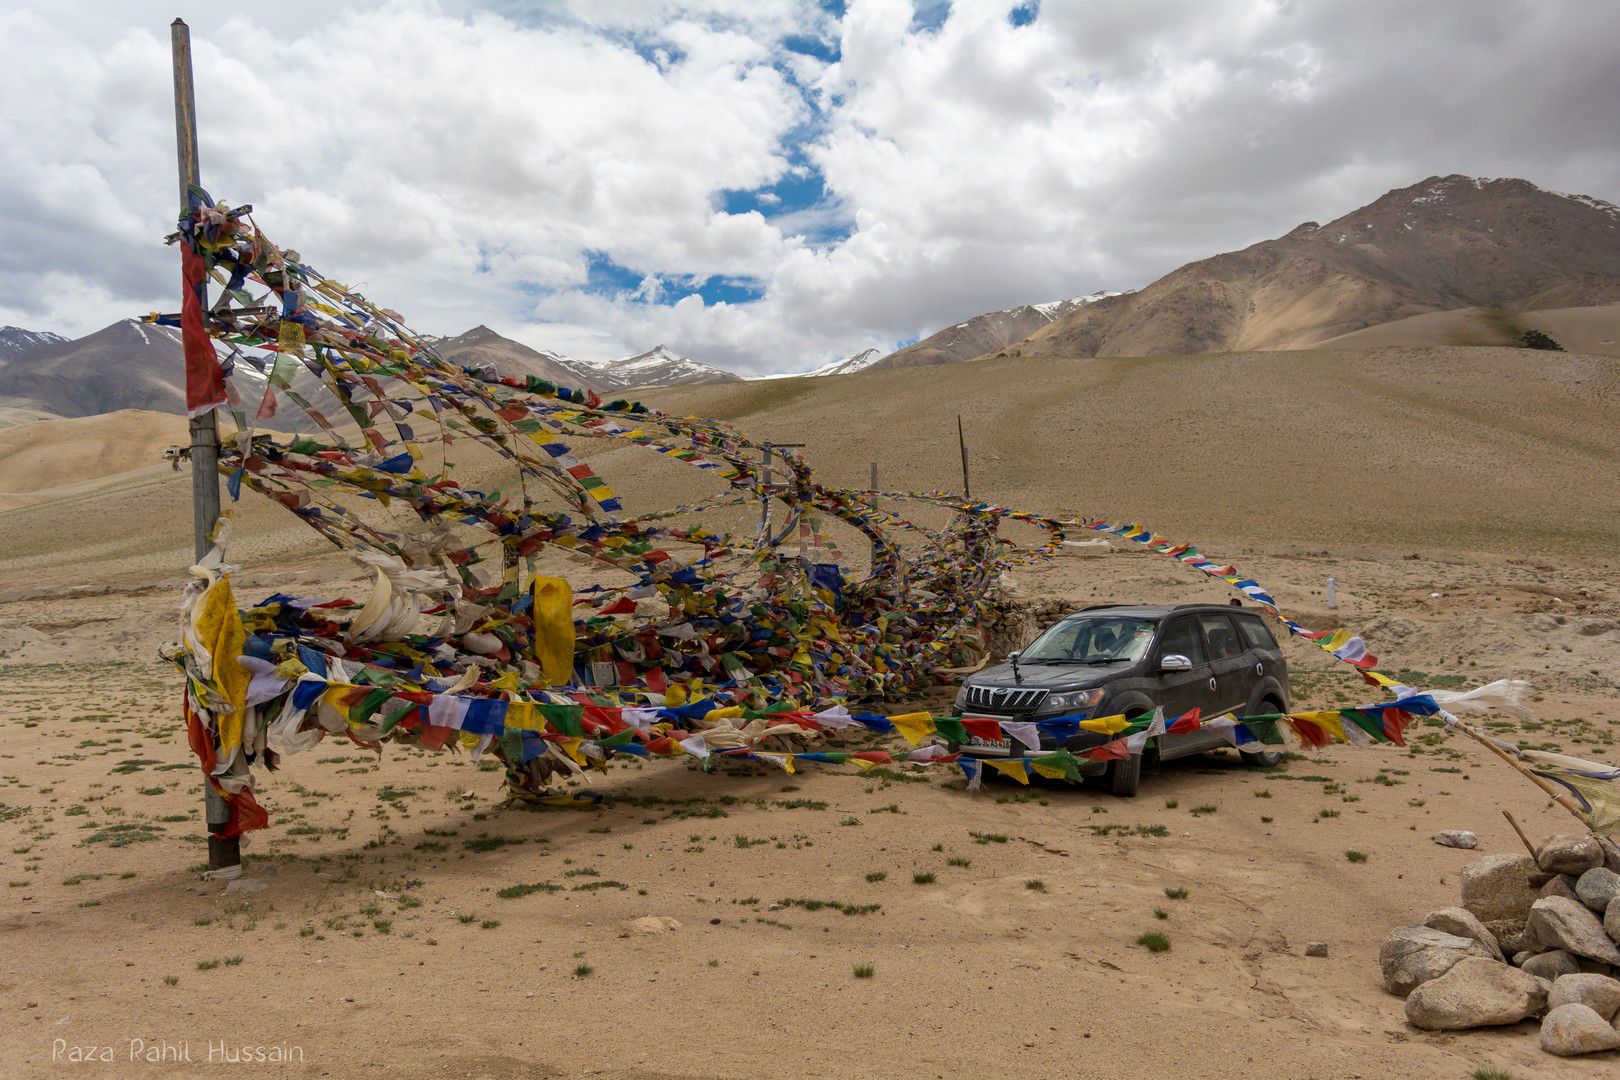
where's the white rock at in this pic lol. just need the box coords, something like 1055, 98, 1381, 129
1528, 897, 1620, 965
1574, 867, 1620, 913
1380, 925, 1494, 997
1403, 957, 1548, 1030
1540, 1003, 1620, 1056
1522, 950, 1581, 980
1423, 907, 1504, 962
1433, 830, 1478, 850
1538, 833, 1605, 876
1547, 973, 1620, 1022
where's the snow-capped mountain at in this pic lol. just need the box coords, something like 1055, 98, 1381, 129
0, 326, 69, 365
807, 347, 883, 377
591, 345, 741, 389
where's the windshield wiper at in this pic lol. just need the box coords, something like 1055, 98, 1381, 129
1026, 657, 1124, 665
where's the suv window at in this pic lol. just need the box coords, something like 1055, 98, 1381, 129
1197, 613, 1244, 662
1235, 613, 1278, 651
1156, 617, 1205, 665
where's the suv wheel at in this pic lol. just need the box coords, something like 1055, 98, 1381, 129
1239, 699, 1285, 767
1107, 753, 1141, 797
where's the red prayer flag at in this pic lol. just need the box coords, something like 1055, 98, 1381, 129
180, 243, 226, 416
1166, 707, 1202, 735
961, 717, 1003, 741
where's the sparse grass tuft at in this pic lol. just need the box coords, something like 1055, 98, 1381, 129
1163, 886, 1189, 900
1136, 932, 1171, 953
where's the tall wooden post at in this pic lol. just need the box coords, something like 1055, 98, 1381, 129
172, 18, 238, 874
956, 414, 971, 499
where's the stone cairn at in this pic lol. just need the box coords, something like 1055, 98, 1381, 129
1381, 831, 1620, 1057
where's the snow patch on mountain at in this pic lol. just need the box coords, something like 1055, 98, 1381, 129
807, 347, 883, 377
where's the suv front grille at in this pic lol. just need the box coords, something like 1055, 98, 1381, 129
964, 685, 1049, 714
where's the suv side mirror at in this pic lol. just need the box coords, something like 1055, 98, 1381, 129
1006, 651, 1021, 664
1159, 654, 1192, 673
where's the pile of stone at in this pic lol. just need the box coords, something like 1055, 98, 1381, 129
1380, 831, 1620, 1057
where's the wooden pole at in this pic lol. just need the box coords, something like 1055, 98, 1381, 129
760, 442, 772, 538
956, 414, 970, 499
173, 19, 239, 875
1501, 810, 1538, 858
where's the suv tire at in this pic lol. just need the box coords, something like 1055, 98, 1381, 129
1107, 753, 1141, 797
1239, 698, 1285, 768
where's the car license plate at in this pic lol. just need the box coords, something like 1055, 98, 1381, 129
965, 735, 1013, 756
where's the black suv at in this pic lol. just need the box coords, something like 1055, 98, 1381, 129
952, 604, 1290, 796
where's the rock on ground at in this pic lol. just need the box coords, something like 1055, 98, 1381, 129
1403, 957, 1548, 1031
1433, 830, 1478, 849
618, 916, 680, 937
1541, 875, 1581, 903
1575, 867, 1620, 913
1538, 833, 1605, 876
1461, 853, 1549, 927
1607, 900, 1620, 945
1522, 950, 1581, 980
1380, 925, 1495, 997
1423, 907, 1504, 962
1527, 897, 1620, 965
1547, 973, 1620, 1022
1540, 1003, 1620, 1056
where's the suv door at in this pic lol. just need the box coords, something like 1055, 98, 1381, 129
1196, 612, 1254, 716
1151, 616, 1213, 760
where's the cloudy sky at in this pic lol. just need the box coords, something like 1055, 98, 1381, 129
3, 0, 1618, 374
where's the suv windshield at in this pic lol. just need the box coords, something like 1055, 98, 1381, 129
1020, 615, 1158, 664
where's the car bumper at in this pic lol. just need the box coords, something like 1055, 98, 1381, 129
949, 713, 1115, 769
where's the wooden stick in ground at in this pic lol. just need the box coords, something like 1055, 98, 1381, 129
1501, 809, 1538, 858
1443, 709, 1588, 820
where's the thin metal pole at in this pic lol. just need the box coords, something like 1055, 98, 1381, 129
957, 414, 971, 499
173, 18, 238, 874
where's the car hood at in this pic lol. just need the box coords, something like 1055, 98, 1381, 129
969, 660, 1132, 690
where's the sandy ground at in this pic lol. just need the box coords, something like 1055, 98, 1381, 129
1, 345, 1618, 1078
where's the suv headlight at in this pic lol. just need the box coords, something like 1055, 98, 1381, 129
954, 684, 970, 708
1045, 688, 1104, 713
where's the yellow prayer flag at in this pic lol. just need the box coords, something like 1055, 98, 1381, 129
1080, 713, 1130, 735
888, 711, 936, 747
987, 760, 1031, 784
531, 576, 575, 687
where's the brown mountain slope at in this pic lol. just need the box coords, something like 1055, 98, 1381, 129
1011, 175, 1620, 359
432, 325, 603, 388
0, 320, 186, 417
871, 293, 1123, 370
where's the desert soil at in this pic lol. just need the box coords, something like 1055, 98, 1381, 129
1, 344, 1617, 1078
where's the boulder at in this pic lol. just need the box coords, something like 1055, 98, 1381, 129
1497, 926, 1532, 956
1538, 833, 1605, 876
1606, 900, 1620, 945
1575, 867, 1620, 913
1521, 950, 1581, 980
1527, 897, 1620, 965
1380, 926, 1494, 997
618, 916, 680, 937
1540, 1003, 1620, 1056
1403, 957, 1548, 1030
1461, 853, 1550, 926
1541, 875, 1581, 903
1433, 830, 1478, 850
1547, 973, 1620, 1022
1424, 907, 1504, 962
